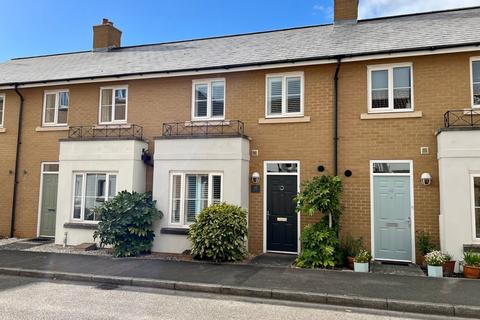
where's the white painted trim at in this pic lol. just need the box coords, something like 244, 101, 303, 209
263, 160, 301, 254
3, 46, 480, 90
469, 175, 480, 243
367, 63, 414, 114
369, 160, 415, 263
98, 86, 129, 125
36, 162, 59, 238
0, 93, 5, 128
191, 78, 226, 121
41, 89, 69, 127
470, 57, 480, 108
265, 72, 304, 119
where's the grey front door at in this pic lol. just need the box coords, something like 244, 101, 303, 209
39, 173, 58, 237
373, 175, 412, 261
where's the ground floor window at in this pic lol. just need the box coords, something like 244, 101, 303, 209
72, 172, 117, 221
170, 172, 222, 226
472, 176, 480, 239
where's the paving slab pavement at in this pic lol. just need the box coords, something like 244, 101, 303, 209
0, 250, 479, 318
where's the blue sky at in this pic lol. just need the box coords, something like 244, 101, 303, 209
0, 0, 479, 62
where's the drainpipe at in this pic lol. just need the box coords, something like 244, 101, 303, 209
10, 84, 24, 238
333, 57, 342, 176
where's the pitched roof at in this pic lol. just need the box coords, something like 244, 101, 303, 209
1, 7, 480, 86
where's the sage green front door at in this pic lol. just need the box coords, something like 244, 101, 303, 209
39, 173, 58, 237
373, 175, 412, 262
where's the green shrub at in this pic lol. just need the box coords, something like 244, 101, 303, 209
296, 222, 337, 268
417, 230, 435, 255
463, 251, 480, 266
341, 234, 363, 257
93, 191, 161, 257
188, 203, 248, 263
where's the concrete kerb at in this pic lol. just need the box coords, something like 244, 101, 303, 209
0, 267, 478, 318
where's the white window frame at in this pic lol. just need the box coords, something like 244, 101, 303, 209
71, 172, 117, 223
367, 63, 414, 113
42, 90, 69, 127
470, 174, 480, 242
191, 78, 226, 121
265, 72, 304, 118
0, 93, 5, 128
471, 57, 480, 109
168, 172, 223, 227
98, 86, 129, 125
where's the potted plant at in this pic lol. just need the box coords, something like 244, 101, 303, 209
424, 250, 447, 278
442, 253, 456, 276
342, 234, 363, 270
417, 230, 435, 266
354, 249, 371, 272
462, 251, 480, 279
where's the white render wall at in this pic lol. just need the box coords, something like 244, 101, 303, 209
55, 139, 147, 246
438, 130, 480, 270
152, 137, 250, 253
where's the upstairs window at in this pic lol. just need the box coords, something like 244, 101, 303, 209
43, 90, 69, 126
192, 79, 225, 120
170, 172, 222, 226
0, 94, 4, 128
368, 64, 413, 113
99, 87, 128, 124
266, 73, 304, 117
472, 59, 480, 107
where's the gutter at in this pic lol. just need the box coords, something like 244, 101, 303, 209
333, 57, 342, 176
10, 84, 24, 237
1, 42, 480, 89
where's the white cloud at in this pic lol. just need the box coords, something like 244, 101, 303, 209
359, 0, 480, 19
312, 3, 333, 16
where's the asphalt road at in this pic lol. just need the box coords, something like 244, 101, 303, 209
0, 275, 460, 320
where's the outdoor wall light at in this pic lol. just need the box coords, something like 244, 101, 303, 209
421, 172, 432, 185
251, 172, 260, 184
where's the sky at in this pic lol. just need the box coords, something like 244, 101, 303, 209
0, 0, 479, 62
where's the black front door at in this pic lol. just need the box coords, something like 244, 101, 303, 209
266, 175, 298, 252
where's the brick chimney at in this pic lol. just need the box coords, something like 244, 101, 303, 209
93, 19, 122, 51
334, 0, 359, 24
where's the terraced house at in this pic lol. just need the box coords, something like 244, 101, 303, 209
1, 0, 480, 269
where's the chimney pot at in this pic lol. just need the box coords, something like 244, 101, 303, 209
334, 0, 359, 24
93, 19, 122, 50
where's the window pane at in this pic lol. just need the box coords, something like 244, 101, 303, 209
0, 96, 4, 126
195, 84, 208, 117
114, 89, 127, 121
108, 175, 116, 199
73, 175, 83, 219
171, 175, 182, 223
474, 178, 480, 207
211, 81, 224, 117
287, 77, 301, 113
44, 94, 56, 123
96, 174, 106, 198
372, 90, 389, 109
372, 70, 388, 89
84, 197, 95, 221
101, 89, 112, 122
212, 175, 222, 204
185, 174, 208, 224
372, 162, 410, 174
371, 70, 389, 109
474, 83, 480, 106
475, 208, 480, 239
268, 77, 282, 115
43, 163, 59, 172
473, 61, 480, 83
394, 88, 411, 109
59, 92, 69, 109
58, 109, 68, 124
266, 163, 298, 173
86, 174, 96, 197
393, 67, 412, 110
393, 67, 411, 88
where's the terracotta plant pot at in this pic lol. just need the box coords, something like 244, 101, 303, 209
347, 256, 355, 270
443, 260, 456, 276
463, 265, 480, 279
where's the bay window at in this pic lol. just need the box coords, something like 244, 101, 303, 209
368, 64, 413, 112
170, 172, 222, 226
266, 73, 303, 117
99, 86, 128, 124
72, 173, 117, 221
43, 90, 69, 126
472, 59, 480, 107
192, 79, 225, 120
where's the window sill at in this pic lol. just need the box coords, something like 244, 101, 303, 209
0, 128, 5, 133
185, 120, 228, 126
258, 116, 310, 124
160, 227, 189, 235
36, 126, 69, 132
360, 111, 422, 120
63, 222, 98, 230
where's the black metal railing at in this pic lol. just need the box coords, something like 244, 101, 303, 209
162, 120, 245, 138
68, 124, 143, 140
444, 109, 480, 128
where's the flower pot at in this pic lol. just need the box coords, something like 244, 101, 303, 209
443, 260, 456, 276
427, 265, 443, 278
347, 256, 355, 270
463, 265, 480, 279
354, 262, 369, 272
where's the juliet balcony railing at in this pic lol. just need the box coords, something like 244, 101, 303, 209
68, 124, 143, 140
444, 109, 480, 129
161, 120, 245, 138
